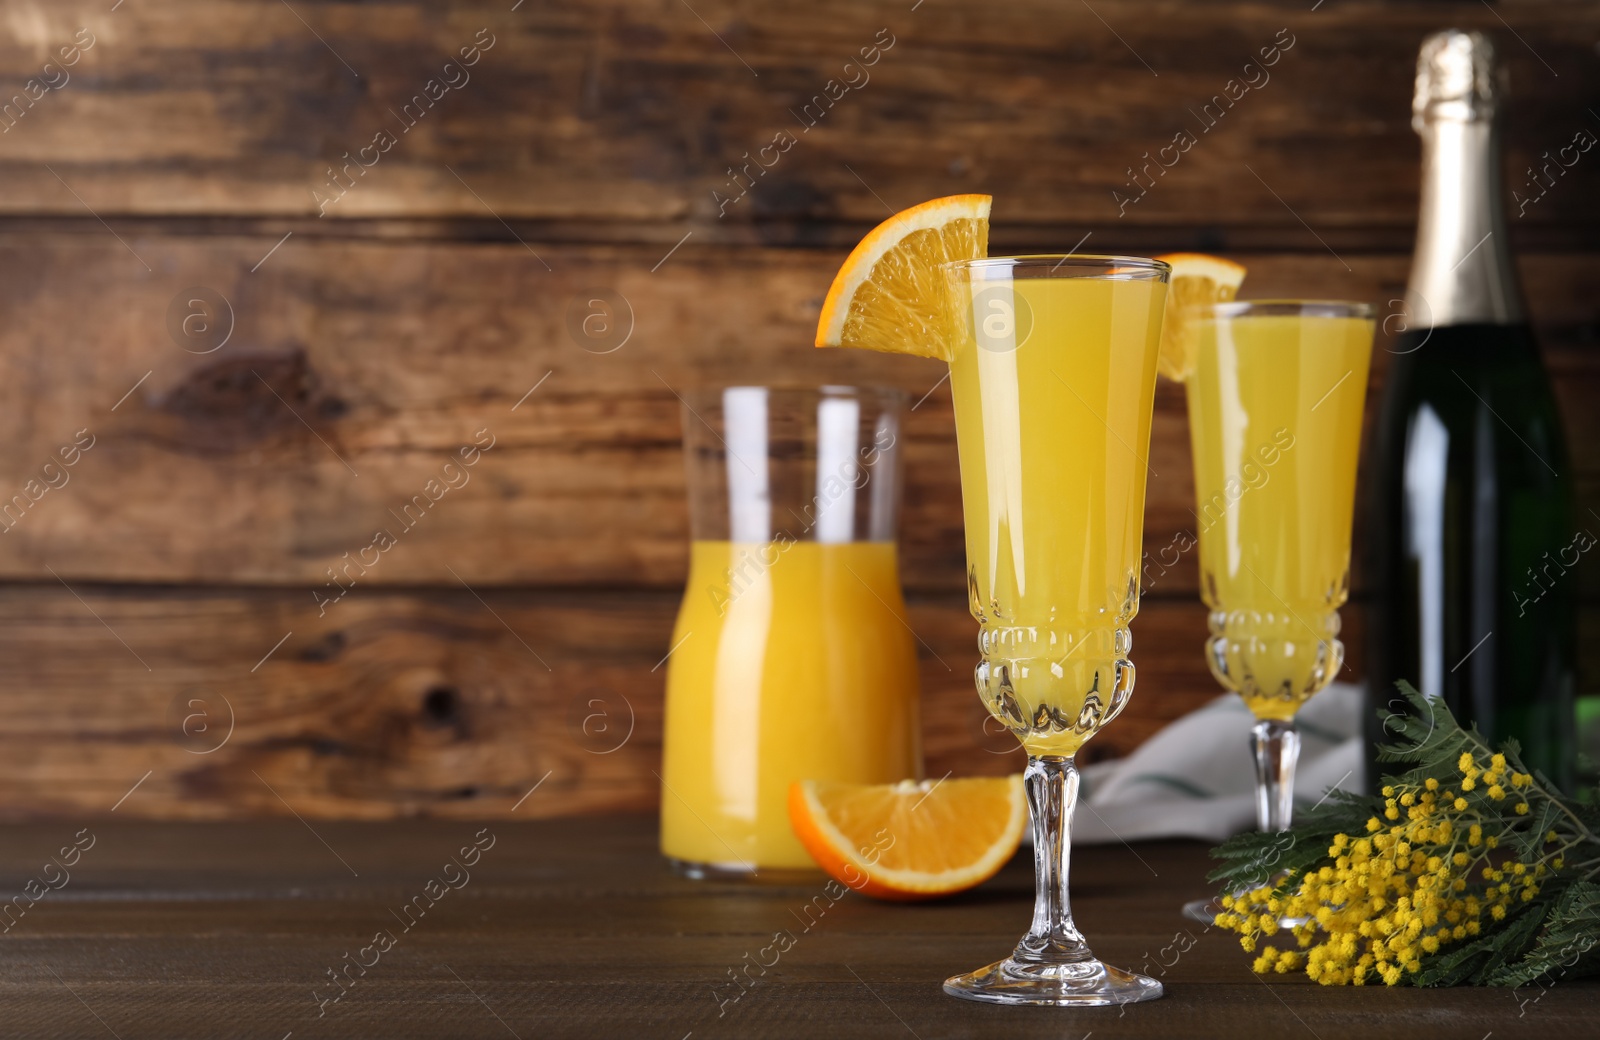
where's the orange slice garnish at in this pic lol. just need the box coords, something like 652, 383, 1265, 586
815, 195, 991, 361
1154, 252, 1247, 381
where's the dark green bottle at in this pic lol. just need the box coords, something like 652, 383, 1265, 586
1366, 30, 1576, 791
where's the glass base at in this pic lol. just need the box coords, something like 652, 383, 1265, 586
668, 856, 756, 880
1182, 895, 1223, 925
665, 856, 822, 883
944, 956, 1164, 1007
1183, 893, 1307, 929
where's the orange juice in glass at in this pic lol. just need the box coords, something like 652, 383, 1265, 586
941, 256, 1169, 1006
660, 386, 922, 874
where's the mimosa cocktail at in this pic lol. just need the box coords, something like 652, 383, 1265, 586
1179, 301, 1373, 923
950, 272, 1167, 755
943, 256, 1169, 1006
1187, 304, 1375, 723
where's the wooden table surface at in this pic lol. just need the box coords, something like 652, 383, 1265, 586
0, 816, 1591, 1039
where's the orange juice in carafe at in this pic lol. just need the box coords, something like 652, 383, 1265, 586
660, 386, 922, 873
661, 540, 921, 869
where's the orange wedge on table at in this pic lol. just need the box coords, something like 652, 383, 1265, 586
789, 776, 1026, 901
1153, 252, 1247, 381
815, 194, 991, 361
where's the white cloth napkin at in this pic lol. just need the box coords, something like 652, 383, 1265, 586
1071, 683, 1367, 845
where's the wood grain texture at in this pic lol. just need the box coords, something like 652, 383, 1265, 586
0, 584, 1355, 819
0, 818, 1591, 1038
0, 1, 1594, 241
0, 235, 1594, 595
0, 0, 1596, 823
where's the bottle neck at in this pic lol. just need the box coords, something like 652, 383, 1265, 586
1408, 118, 1524, 327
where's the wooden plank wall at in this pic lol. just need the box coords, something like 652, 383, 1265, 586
0, 1, 1594, 819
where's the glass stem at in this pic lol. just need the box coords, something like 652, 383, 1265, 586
1250, 718, 1301, 832
1014, 755, 1091, 965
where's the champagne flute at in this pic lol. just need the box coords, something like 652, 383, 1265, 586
941, 255, 1169, 1006
1179, 300, 1375, 922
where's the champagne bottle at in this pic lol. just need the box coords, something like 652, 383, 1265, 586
1366, 30, 1576, 791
